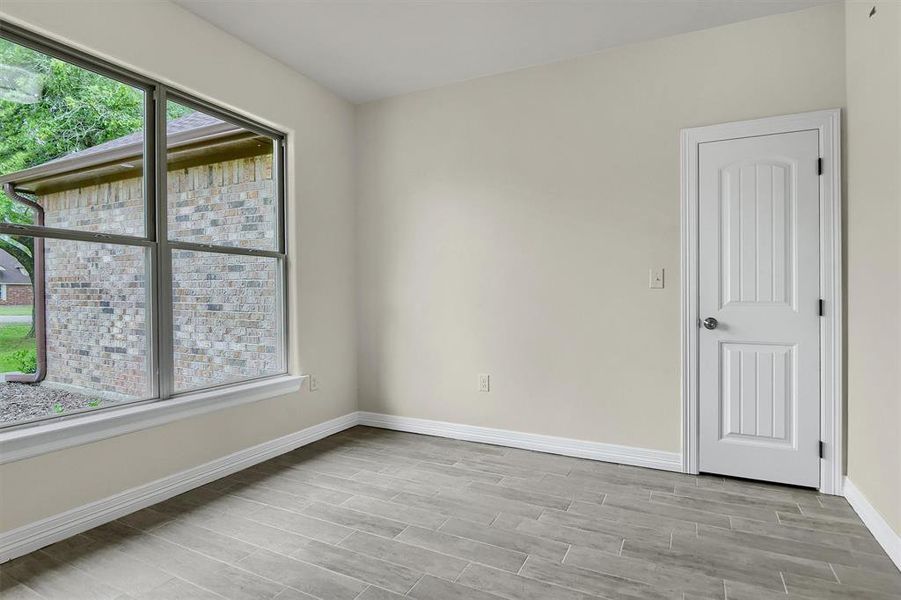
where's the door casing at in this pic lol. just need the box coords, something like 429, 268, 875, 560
680, 109, 842, 495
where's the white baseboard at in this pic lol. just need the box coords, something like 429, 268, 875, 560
843, 477, 901, 571
0, 412, 358, 563
357, 411, 683, 472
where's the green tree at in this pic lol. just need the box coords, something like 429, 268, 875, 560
1, 38, 189, 335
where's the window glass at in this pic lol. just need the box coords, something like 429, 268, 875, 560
172, 249, 282, 392
166, 101, 277, 251
0, 237, 152, 426
1, 37, 146, 236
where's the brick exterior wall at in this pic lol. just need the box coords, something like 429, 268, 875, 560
0, 284, 33, 305
39, 153, 279, 399
42, 239, 149, 397
171, 250, 279, 392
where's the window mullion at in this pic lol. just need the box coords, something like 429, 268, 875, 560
145, 87, 160, 401
277, 138, 289, 373
154, 87, 175, 401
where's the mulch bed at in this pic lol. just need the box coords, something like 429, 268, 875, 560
0, 382, 107, 424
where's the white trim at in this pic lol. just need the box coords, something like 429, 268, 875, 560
680, 109, 843, 494
843, 478, 901, 570
0, 410, 357, 563
0, 375, 305, 465
358, 412, 683, 472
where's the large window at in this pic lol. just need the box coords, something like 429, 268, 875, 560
0, 24, 286, 428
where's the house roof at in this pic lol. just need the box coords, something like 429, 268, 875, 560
38, 111, 227, 167
0, 111, 266, 195
0, 250, 31, 285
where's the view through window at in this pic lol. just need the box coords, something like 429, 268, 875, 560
0, 29, 286, 427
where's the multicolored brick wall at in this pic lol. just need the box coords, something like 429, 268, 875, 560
0, 285, 33, 306
39, 153, 279, 399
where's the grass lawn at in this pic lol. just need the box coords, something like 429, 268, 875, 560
0, 324, 36, 373
0, 305, 32, 316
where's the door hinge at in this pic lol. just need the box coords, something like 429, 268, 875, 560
818, 298, 825, 316
817, 157, 823, 175
819, 440, 826, 459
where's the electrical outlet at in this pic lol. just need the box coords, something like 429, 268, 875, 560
478, 374, 490, 392
649, 268, 665, 289
309, 375, 320, 392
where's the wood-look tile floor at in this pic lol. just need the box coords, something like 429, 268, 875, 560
2, 426, 899, 600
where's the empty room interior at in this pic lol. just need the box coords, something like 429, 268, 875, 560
0, 0, 899, 598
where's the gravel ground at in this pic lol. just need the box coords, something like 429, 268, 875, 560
0, 383, 108, 424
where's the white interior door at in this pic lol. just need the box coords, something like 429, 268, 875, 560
698, 130, 820, 488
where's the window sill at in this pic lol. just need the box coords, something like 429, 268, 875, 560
0, 375, 305, 465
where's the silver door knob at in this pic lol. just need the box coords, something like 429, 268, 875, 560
702, 317, 718, 330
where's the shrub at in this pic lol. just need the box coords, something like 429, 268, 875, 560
11, 348, 37, 374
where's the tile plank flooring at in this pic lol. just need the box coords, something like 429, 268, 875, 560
2, 426, 899, 600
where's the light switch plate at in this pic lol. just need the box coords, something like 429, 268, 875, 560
649, 268, 665, 289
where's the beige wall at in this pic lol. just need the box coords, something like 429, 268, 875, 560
356, 4, 846, 452
0, 1, 357, 531
844, 0, 901, 535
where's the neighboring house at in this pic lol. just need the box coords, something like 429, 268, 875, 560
0, 250, 33, 306
0, 112, 278, 398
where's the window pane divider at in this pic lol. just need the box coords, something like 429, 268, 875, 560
168, 240, 284, 259
0, 224, 154, 247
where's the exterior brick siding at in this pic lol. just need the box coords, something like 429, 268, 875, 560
39, 153, 279, 399
0, 284, 33, 306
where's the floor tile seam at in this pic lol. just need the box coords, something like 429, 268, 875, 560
336, 497, 450, 531
386, 529, 530, 575
5, 554, 154, 600
30, 544, 184, 599
143, 515, 420, 596
530, 547, 723, 597
33, 529, 244, 600
402, 524, 534, 562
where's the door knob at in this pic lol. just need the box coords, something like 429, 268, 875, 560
702, 317, 718, 330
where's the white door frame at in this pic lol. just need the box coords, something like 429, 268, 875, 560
680, 109, 842, 495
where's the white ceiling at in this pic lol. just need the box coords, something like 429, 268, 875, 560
175, 0, 833, 103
